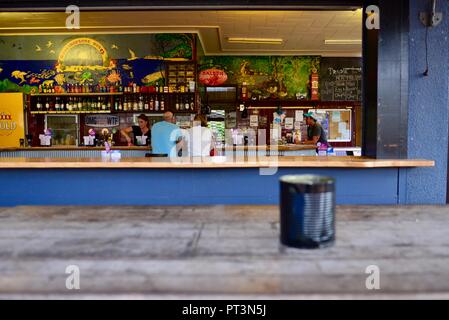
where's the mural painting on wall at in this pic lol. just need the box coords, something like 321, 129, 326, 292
198, 56, 320, 100
0, 33, 194, 93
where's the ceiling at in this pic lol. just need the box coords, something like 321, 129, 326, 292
0, 10, 363, 57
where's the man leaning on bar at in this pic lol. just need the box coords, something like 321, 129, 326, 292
151, 111, 184, 157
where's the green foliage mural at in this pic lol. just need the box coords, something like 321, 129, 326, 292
199, 56, 320, 100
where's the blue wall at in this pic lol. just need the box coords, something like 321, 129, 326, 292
407, 0, 449, 203
0, 168, 403, 206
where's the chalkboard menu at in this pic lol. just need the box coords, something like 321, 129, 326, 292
320, 58, 362, 101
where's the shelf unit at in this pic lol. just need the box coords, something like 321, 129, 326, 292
30, 111, 111, 114
28, 91, 198, 114
30, 93, 123, 96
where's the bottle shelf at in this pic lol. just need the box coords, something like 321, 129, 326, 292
30, 93, 124, 97
111, 110, 196, 113
122, 92, 195, 95
30, 110, 112, 114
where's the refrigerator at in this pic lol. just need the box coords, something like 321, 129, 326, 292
0, 92, 25, 148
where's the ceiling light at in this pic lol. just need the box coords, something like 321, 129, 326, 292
324, 39, 362, 45
227, 37, 283, 45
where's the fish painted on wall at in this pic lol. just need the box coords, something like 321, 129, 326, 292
54, 73, 66, 85
141, 71, 163, 84
29, 77, 41, 84
11, 71, 27, 84
106, 70, 121, 84
1, 33, 192, 92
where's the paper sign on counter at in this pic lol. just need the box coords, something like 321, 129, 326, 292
332, 112, 341, 122
250, 115, 259, 127
295, 110, 304, 121
285, 117, 294, 130
338, 122, 347, 133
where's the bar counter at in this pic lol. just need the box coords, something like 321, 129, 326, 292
0, 156, 434, 169
0, 145, 316, 152
0, 144, 318, 158
0, 155, 434, 206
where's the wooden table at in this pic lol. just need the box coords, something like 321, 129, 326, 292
0, 205, 448, 299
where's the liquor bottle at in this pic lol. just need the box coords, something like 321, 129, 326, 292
241, 82, 248, 100
123, 97, 128, 111
184, 96, 190, 110
149, 96, 154, 111
114, 99, 119, 111
175, 96, 180, 110
45, 97, 50, 110
138, 95, 144, 111
160, 95, 165, 111
190, 96, 195, 110
179, 96, 184, 111
132, 97, 138, 111
36, 97, 42, 110
155, 95, 159, 111
107, 98, 111, 111
67, 97, 72, 111
144, 96, 149, 111
118, 81, 123, 93
118, 98, 123, 111
38, 85, 43, 94
49, 97, 55, 111
55, 96, 60, 111
77, 97, 82, 110
132, 83, 137, 93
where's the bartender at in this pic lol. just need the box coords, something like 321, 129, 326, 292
120, 114, 151, 146
303, 112, 328, 146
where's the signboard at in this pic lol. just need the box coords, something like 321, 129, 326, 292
0, 93, 25, 147
199, 68, 228, 86
85, 115, 119, 128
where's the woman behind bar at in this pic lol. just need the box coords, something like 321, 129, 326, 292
185, 114, 215, 157
120, 114, 151, 146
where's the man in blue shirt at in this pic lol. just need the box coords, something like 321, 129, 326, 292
151, 111, 183, 157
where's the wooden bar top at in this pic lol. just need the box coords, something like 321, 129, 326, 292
0, 156, 434, 169
0, 144, 315, 152
0, 146, 148, 151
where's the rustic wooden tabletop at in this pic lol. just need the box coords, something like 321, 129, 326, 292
0, 205, 448, 299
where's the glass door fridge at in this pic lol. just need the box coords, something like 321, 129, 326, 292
45, 115, 79, 146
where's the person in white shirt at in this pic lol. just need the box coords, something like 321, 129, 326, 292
185, 114, 215, 157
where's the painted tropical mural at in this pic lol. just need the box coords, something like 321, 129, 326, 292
0, 33, 194, 93
198, 56, 320, 100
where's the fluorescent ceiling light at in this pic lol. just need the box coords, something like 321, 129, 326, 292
325, 39, 362, 45
227, 37, 283, 44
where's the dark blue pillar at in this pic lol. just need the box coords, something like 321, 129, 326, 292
406, 0, 449, 203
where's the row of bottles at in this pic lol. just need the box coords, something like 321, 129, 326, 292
115, 95, 195, 112
123, 82, 195, 94
35, 96, 111, 111
38, 82, 123, 94
34, 95, 196, 112
38, 82, 195, 95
